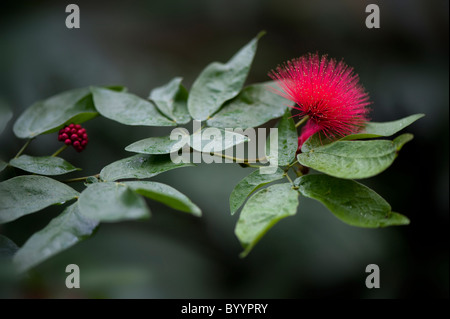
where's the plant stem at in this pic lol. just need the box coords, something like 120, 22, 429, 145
238, 162, 264, 168
51, 144, 68, 157
293, 166, 303, 177
295, 115, 309, 128
14, 139, 33, 158
284, 172, 294, 185
286, 159, 299, 170
62, 174, 99, 184
210, 152, 266, 163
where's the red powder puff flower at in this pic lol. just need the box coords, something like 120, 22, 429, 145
269, 53, 371, 148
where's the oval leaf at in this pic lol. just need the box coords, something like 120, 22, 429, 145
188, 32, 264, 121
78, 182, 150, 222
206, 82, 293, 129
296, 174, 410, 228
91, 87, 176, 127
340, 114, 425, 140
0, 175, 79, 224
100, 154, 194, 182
266, 108, 297, 166
235, 183, 299, 257
190, 128, 249, 153
298, 139, 398, 179
229, 168, 285, 215
0, 100, 13, 135
149, 77, 191, 124
125, 135, 184, 155
0, 160, 7, 173
125, 181, 201, 216
393, 133, 414, 151
13, 88, 97, 139
9, 155, 80, 176
0, 235, 18, 259
13, 202, 98, 273
301, 132, 333, 153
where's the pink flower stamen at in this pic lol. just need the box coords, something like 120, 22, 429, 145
269, 53, 371, 149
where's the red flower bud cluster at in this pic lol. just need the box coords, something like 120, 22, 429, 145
58, 124, 89, 152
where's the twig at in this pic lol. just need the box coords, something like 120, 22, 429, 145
62, 174, 100, 184
14, 139, 33, 158
51, 144, 68, 157
210, 152, 266, 163
295, 115, 309, 128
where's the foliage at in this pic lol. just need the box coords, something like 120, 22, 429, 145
0, 33, 423, 273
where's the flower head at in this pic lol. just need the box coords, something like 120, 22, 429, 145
269, 53, 371, 148
58, 123, 89, 152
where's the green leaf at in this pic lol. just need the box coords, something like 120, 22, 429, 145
91, 87, 176, 127
78, 182, 150, 222
13, 202, 98, 273
125, 135, 185, 155
266, 108, 297, 166
9, 155, 80, 176
188, 32, 264, 121
104, 85, 128, 93
298, 139, 398, 179
296, 174, 410, 227
85, 176, 99, 184
235, 183, 299, 257
190, 128, 249, 153
0, 160, 7, 173
124, 181, 201, 216
393, 133, 414, 151
340, 114, 425, 140
149, 77, 191, 124
0, 175, 79, 224
229, 168, 285, 215
301, 133, 333, 153
206, 82, 293, 129
125, 128, 248, 155
0, 235, 18, 259
0, 100, 13, 135
13, 88, 98, 139
100, 154, 194, 182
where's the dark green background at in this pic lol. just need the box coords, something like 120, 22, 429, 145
0, 0, 448, 298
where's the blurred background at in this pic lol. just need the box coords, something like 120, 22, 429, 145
0, 0, 448, 298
